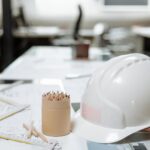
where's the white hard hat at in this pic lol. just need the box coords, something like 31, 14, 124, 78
72, 53, 150, 143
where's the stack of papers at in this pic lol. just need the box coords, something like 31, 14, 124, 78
0, 82, 64, 149
0, 99, 29, 121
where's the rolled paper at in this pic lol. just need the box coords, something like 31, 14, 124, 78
42, 92, 70, 136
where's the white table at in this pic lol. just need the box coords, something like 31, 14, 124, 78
0, 46, 105, 150
13, 27, 65, 38
1, 46, 105, 103
132, 26, 150, 38
0, 46, 150, 150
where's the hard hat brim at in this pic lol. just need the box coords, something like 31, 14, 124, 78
72, 111, 150, 143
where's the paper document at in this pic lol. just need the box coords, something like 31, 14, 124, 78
0, 81, 65, 149
0, 96, 29, 121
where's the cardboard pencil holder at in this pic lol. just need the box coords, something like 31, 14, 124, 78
42, 92, 70, 136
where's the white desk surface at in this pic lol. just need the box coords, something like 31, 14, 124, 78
13, 26, 95, 38
0, 46, 105, 150
1, 46, 105, 103
13, 26, 65, 38
132, 26, 150, 38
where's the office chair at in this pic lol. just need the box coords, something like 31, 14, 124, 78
13, 6, 29, 28
52, 4, 83, 46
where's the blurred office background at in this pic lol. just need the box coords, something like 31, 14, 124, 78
0, 0, 150, 71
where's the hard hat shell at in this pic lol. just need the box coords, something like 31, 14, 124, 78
72, 53, 150, 143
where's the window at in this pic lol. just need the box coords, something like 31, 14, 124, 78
104, 0, 148, 6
